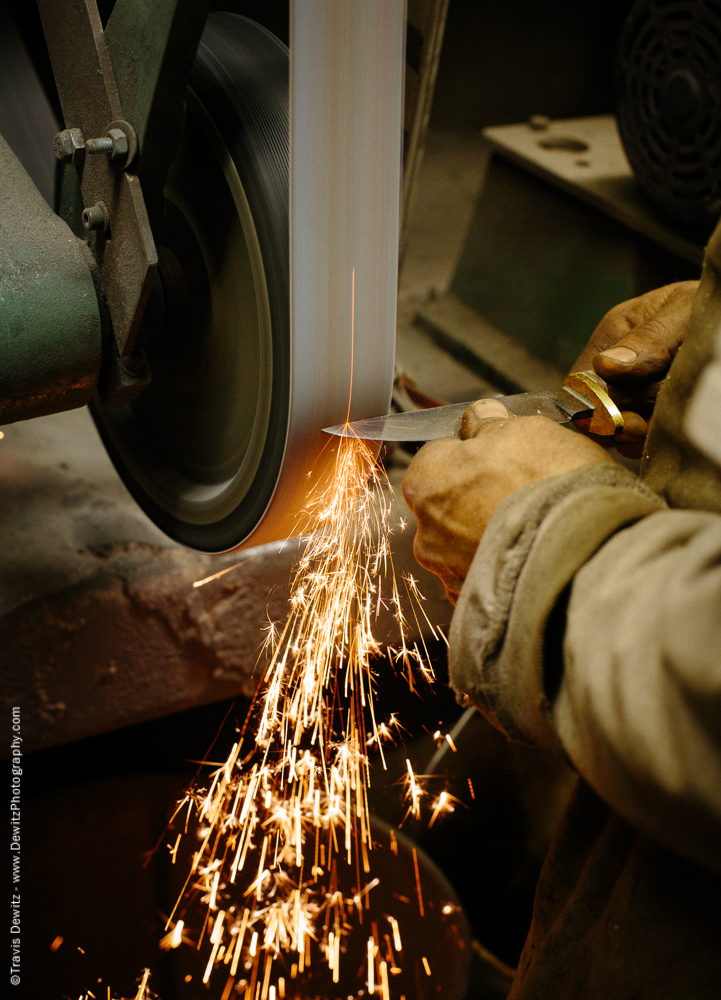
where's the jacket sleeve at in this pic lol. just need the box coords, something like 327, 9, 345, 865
449, 462, 721, 873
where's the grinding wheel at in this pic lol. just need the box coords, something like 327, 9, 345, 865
91, 15, 290, 552
91, 9, 402, 554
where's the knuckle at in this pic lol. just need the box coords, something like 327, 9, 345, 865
401, 474, 420, 509
412, 532, 434, 571
636, 316, 673, 342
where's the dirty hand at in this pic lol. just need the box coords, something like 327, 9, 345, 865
572, 280, 699, 457
402, 401, 612, 604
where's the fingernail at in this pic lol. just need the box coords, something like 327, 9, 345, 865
599, 347, 637, 364
471, 398, 510, 419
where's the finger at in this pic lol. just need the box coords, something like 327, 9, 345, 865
571, 281, 698, 378
402, 438, 459, 511
412, 531, 464, 591
570, 286, 674, 372
594, 336, 673, 382
574, 409, 648, 453
593, 283, 697, 384
571, 309, 634, 373
460, 398, 511, 439
615, 410, 648, 442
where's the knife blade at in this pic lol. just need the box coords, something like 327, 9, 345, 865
323, 371, 624, 441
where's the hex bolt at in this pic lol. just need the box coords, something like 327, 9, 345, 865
85, 128, 129, 165
53, 128, 85, 165
82, 201, 109, 232
85, 136, 114, 155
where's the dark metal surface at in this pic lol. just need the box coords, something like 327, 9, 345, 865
0, 133, 101, 424
38, 0, 158, 355
324, 386, 592, 441
0, 5, 59, 207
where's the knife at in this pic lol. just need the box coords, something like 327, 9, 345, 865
323, 371, 624, 441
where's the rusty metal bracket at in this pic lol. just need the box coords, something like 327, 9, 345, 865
38, 0, 208, 357
38, 0, 156, 356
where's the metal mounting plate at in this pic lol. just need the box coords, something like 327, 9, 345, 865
38, 0, 158, 356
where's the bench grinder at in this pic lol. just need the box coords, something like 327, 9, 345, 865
0, 0, 404, 551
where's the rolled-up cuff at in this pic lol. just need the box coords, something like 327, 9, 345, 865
449, 462, 665, 749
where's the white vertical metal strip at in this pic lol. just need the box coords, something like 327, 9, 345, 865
247, 0, 405, 546
290, 0, 404, 428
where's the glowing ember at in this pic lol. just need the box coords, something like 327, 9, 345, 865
132, 969, 153, 1000
428, 788, 462, 829
164, 434, 448, 995
158, 919, 188, 951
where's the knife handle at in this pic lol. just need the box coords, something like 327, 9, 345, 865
563, 370, 624, 436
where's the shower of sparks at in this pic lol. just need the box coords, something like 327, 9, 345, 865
165, 434, 449, 995
88, 969, 156, 1000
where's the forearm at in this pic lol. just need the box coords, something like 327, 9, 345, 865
450, 466, 721, 872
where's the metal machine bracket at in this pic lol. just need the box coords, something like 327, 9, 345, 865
37, 0, 208, 357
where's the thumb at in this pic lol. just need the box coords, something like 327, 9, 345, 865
593, 304, 691, 384
460, 398, 511, 439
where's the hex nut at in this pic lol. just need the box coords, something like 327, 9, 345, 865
107, 128, 129, 163
54, 128, 85, 165
105, 120, 138, 169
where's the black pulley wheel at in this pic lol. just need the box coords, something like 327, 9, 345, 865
616, 0, 721, 229
91, 14, 290, 552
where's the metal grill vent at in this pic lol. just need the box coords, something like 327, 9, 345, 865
616, 0, 721, 228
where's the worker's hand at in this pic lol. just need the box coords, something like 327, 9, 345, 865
402, 400, 612, 604
571, 280, 699, 458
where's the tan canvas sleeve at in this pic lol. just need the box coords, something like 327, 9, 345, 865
449, 462, 664, 746
557, 508, 721, 873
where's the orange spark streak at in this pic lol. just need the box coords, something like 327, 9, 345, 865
412, 847, 425, 917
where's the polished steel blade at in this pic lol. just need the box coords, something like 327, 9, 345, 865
323, 386, 593, 441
